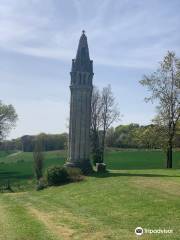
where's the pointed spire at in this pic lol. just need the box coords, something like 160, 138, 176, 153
76, 30, 90, 61
71, 30, 93, 73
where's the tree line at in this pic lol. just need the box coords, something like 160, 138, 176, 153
0, 133, 68, 152
106, 123, 180, 149
1, 122, 179, 152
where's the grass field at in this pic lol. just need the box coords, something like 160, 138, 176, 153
0, 149, 180, 239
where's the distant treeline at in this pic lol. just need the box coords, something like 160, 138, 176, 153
0, 123, 179, 152
0, 133, 68, 152
105, 123, 180, 149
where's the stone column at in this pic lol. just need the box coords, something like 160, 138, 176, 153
65, 31, 93, 173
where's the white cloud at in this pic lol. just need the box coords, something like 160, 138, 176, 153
0, 0, 179, 69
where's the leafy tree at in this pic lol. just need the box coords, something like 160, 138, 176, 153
133, 125, 162, 149
140, 51, 180, 168
0, 100, 18, 141
115, 124, 139, 148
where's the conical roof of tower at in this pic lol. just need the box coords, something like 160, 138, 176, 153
72, 30, 93, 73
76, 30, 90, 60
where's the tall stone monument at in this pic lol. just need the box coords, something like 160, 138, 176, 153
65, 31, 93, 173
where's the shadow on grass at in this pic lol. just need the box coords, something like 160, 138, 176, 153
107, 166, 166, 170
91, 171, 180, 178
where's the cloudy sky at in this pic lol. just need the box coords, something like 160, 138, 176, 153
0, 0, 180, 139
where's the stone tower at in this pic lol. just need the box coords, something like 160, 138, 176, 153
65, 31, 93, 173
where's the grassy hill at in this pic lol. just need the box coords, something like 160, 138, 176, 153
0, 149, 180, 239
0, 149, 180, 188
0, 150, 67, 189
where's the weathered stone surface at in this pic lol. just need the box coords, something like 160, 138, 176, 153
65, 31, 93, 173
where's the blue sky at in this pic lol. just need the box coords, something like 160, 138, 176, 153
0, 0, 180, 139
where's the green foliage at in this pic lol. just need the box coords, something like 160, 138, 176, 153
66, 167, 84, 182
90, 130, 103, 165
1, 132, 68, 152
46, 166, 69, 186
140, 52, 180, 168
115, 124, 139, 148
0, 100, 18, 140
0, 179, 13, 193
106, 123, 180, 149
46, 166, 83, 186
106, 124, 141, 148
92, 147, 102, 165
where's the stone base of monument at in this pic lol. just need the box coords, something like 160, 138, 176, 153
96, 163, 106, 173
64, 160, 93, 175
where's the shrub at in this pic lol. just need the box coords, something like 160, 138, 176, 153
46, 166, 69, 186
0, 180, 14, 193
36, 178, 47, 191
66, 167, 84, 182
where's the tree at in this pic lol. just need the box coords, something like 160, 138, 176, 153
115, 123, 140, 148
106, 127, 118, 147
133, 125, 162, 149
100, 85, 120, 161
91, 87, 102, 165
91, 85, 120, 164
174, 121, 180, 148
0, 101, 18, 141
33, 137, 44, 181
140, 51, 180, 168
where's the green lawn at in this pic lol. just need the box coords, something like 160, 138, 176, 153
0, 149, 180, 188
0, 150, 67, 189
105, 149, 180, 169
0, 150, 180, 239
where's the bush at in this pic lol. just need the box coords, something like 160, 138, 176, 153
46, 166, 69, 186
66, 167, 84, 182
36, 178, 47, 191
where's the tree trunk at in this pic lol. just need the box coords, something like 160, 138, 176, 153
91, 130, 101, 165
101, 130, 106, 163
166, 144, 173, 168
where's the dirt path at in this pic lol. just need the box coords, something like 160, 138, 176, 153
28, 206, 75, 240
